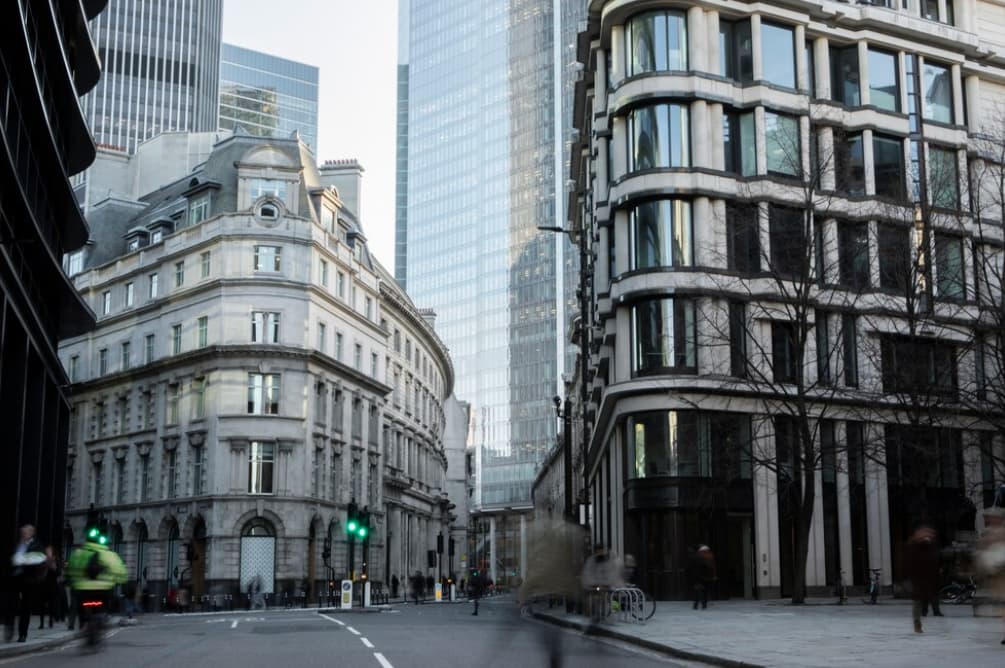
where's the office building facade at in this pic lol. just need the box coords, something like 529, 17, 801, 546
397, 2, 587, 580
1, 0, 102, 559
82, 0, 222, 154
60, 133, 455, 605
219, 43, 319, 150
572, 0, 1005, 600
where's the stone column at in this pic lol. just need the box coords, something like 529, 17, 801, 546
611, 116, 627, 183
706, 11, 720, 75
813, 37, 830, 100
864, 423, 892, 587
750, 15, 763, 81
835, 423, 853, 591
863, 129, 876, 196
692, 100, 710, 169
596, 49, 608, 112
951, 64, 964, 125
965, 74, 981, 131
687, 7, 707, 72
597, 137, 609, 204
858, 41, 871, 107
795, 25, 808, 92
610, 26, 625, 85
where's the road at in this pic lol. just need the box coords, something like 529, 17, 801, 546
2, 597, 695, 668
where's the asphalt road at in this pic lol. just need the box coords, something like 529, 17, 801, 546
1, 597, 694, 668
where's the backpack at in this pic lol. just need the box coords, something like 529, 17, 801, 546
86, 550, 105, 580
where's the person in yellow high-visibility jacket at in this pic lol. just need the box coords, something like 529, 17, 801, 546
66, 530, 127, 642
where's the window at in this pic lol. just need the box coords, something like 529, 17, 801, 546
92, 461, 103, 505
321, 206, 335, 231
627, 411, 752, 479
352, 397, 363, 439
921, 0, 955, 25
337, 271, 346, 298
630, 297, 697, 375
628, 199, 693, 270
842, 313, 859, 387
868, 49, 899, 112
247, 373, 280, 415
116, 459, 127, 504
98, 348, 109, 376
727, 203, 760, 273
197, 316, 208, 348
365, 297, 373, 320
729, 301, 748, 378
260, 201, 278, 219
248, 442, 275, 494
192, 445, 205, 495
121, 342, 131, 370
765, 112, 800, 177
772, 321, 798, 383
761, 23, 796, 89
881, 337, 957, 399
166, 383, 179, 425
834, 131, 865, 195
330, 450, 340, 498
101, 290, 111, 315
352, 457, 362, 500
248, 178, 285, 200
69, 355, 79, 383
627, 103, 690, 171
878, 224, 910, 291
251, 312, 280, 343
150, 229, 163, 244
406, 339, 412, 362
174, 261, 184, 288
719, 19, 753, 83
165, 450, 178, 499
144, 334, 155, 364
317, 322, 327, 353
838, 222, 870, 288
873, 135, 905, 200
191, 377, 206, 420
148, 273, 159, 299
138, 454, 150, 502
200, 251, 211, 278
923, 61, 953, 123
769, 205, 806, 276
319, 259, 329, 287
335, 332, 344, 361
125, 282, 134, 307
929, 146, 959, 209
189, 194, 210, 226
371, 353, 379, 377
830, 44, 860, 106
332, 389, 344, 432
816, 311, 831, 385
171, 324, 182, 355
723, 110, 756, 176
66, 250, 84, 276
625, 10, 688, 76
254, 245, 282, 272
354, 343, 363, 371
394, 329, 401, 352
935, 234, 965, 299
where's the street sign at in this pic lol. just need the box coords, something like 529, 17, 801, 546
434, 582, 442, 602
341, 579, 353, 609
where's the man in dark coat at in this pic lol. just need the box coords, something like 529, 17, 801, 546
687, 545, 717, 610
9, 525, 45, 642
906, 526, 941, 633
390, 574, 399, 599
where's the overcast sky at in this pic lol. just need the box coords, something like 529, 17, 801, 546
223, 0, 400, 269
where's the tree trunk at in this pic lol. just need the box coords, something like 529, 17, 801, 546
791, 439, 817, 605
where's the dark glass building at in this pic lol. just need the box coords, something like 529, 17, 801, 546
1, 0, 102, 559
218, 43, 319, 150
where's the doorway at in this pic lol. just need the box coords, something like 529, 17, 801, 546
192, 519, 207, 600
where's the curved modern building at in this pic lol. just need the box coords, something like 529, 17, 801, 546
60, 133, 455, 606
1, 1, 103, 559
573, 0, 1004, 599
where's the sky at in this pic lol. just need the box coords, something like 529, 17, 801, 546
222, 0, 400, 269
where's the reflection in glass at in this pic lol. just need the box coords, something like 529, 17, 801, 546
631, 297, 697, 375
626, 10, 688, 75
929, 146, 959, 209
629, 199, 693, 270
830, 45, 860, 106
838, 222, 869, 289
765, 112, 800, 176
923, 62, 953, 123
723, 111, 756, 176
935, 235, 965, 299
868, 49, 899, 112
628, 103, 690, 171
720, 20, 753, 83
761, 23, 795, 89
873, 135, 905, 200
628, 411, 751, 479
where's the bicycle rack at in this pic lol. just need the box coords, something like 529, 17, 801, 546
608, 587, 647, 625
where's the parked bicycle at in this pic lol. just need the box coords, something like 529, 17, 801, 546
864, 569, 881, 604
939, 575, 978, 604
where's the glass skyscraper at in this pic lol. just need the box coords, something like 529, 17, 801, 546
397, 0, 584, 510
83, 0, 222, 154
218, 44, 320, 150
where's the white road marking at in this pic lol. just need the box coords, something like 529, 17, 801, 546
346, 626, 361, 635
361, 637, 374, 649
374, 652, 394, 668
230, 620, 238, 629
319, 614, 345, 626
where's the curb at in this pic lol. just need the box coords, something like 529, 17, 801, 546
0, 633, 75, 659
315, 606, 387, 614
532, 611, 766, 668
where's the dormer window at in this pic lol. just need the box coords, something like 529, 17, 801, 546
127, 238, 141, 252
189, 194, 210, 226
249, 178, 285, 201
151, 229, 163, 244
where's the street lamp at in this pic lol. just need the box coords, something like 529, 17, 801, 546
553, 395, 574, 521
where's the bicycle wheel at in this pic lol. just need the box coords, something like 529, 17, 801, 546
629, 592, 656, 621
938, 584, 962, 605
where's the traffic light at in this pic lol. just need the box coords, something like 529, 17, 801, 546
357, 508, 369, 541
322, 537, 332, 566
346, 501, 359, 538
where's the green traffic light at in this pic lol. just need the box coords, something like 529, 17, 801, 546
357, 526, 368, 539
347, 520, 358, 533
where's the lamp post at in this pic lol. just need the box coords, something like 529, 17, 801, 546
539, 223, 590, 525
553, 395, 574, 521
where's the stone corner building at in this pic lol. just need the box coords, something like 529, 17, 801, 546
572, 0, 1005, 600
60, 132, 455, 607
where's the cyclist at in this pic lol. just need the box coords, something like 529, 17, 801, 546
66, 520, 127, 646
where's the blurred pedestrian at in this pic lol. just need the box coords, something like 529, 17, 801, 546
9, 525, 45, 643
581, 544, 626, 622
38, 545, 63, 628
688, 545, 717, 611
906, 526, 940, 633
468, 570, 486, 615
410, 570, 424, 604
976, 525, 1005, 645
390, 573, 399, 599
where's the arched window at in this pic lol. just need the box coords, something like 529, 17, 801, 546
166, 523, 180, 586
242, 518, 275, 537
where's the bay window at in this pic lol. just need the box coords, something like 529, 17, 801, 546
761, 23, 796, 89
868, 49, 900, 112
627, 103, 690, 171
923, 61, 953, 124
625, 10, 688, 76
630, 297, 697, 375
628, 199, 693, 270
765, 112, 800, 177
873, 135, 905, 200
248, 373, 281, 415
627, 411, 751, 479
723, 110, 756, 176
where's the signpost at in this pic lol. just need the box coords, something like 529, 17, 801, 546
340, 580, 353, 609
434, 582, 442, 602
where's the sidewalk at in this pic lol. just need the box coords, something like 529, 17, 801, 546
534, 598, 1005, 668
0, 624, 77, 659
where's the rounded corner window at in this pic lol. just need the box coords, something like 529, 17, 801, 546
254, 198, 284, 226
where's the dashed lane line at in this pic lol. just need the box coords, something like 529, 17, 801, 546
374, 653, 394, 668
318, 614, 345, 626
319, 615, 394, 668
361, 638, 374, 649
346, 626, 361, 635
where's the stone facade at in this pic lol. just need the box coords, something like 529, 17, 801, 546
60, 132, 454, 607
